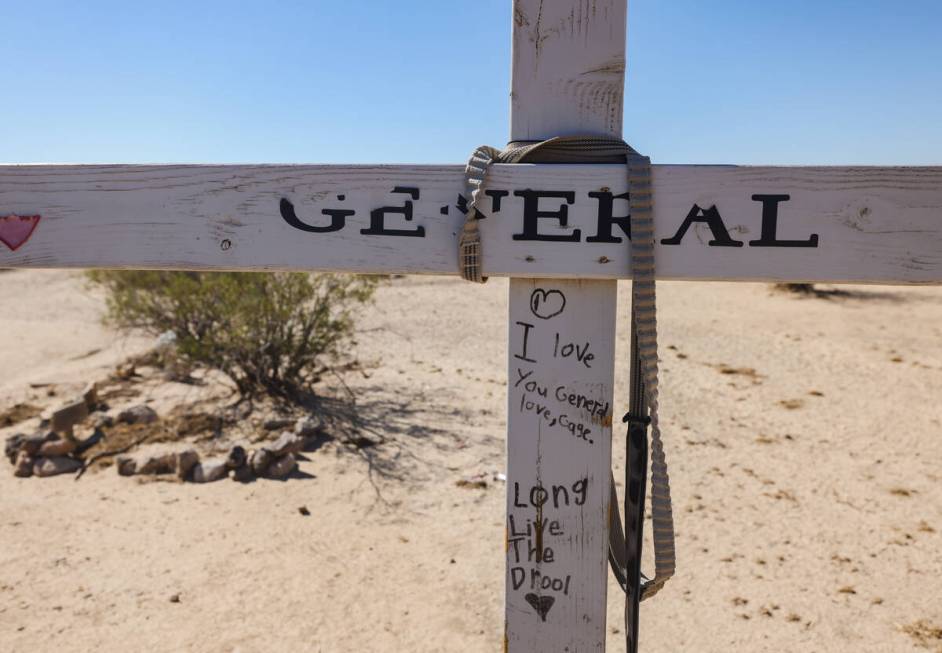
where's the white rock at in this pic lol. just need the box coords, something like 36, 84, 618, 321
294, 415, 324, 437
116, 456, 137, 476
82, 383, 99, 410
191, 460, 229, 483
266, 453, 297, 480
268, 432, 303, 457
38, 437, 76, 457
33, 456, 82, 477
14, 451, 34, 478
175, 450, 200, 480
249, 449, 273, 476
137, 453, 176, 475
51, 400, 88, 437
117, 405, 158, 425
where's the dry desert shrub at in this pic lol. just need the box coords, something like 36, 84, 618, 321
87, 271, 377, 401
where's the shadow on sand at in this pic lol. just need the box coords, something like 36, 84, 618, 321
300, 384, 493, 500
772, 283, 909, 303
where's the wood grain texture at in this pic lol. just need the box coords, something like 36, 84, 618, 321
505, 280, 615, 651
507, 1, 625, 651
511, 0, 627, 140
2, 163, 940, 284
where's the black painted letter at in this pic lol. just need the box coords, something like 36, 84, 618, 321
512, 190, 580, 242
360, 187, 426, 237
586, 190, 631, 243
749, 194, 818, 248
280, 198, 351, 233
661, 204, 744, 247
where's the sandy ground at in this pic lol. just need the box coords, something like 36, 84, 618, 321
0, 269, 941, 653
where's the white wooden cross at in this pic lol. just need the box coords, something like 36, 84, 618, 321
2, 1, 941, 651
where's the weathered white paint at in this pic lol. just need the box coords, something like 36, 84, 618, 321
511, 0, 627, 140
506, 280, 616, 650
506, 1, 624, 651
3, 163, 940, 283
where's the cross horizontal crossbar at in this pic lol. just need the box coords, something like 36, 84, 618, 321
2, 163, 940, 284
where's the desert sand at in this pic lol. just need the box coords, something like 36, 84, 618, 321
1, 269, 941, 652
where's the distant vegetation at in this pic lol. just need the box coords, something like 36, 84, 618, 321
87, 271, 377, 401
774, 283, 817, 294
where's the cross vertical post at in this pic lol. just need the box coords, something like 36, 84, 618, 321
504, 1, 628, 650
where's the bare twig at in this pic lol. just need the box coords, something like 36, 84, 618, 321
327, 366, 357, 402
74, 434, 150, 480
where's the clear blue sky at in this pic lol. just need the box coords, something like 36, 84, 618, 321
3, 1, 941, 165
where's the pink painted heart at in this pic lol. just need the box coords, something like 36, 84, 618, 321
0, 214, 41, 252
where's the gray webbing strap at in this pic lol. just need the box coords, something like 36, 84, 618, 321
459, 136, 676, 600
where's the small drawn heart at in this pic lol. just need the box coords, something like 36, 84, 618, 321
524, 593, 556, 622
529, 288, 566, 320
0, 214, 41, 252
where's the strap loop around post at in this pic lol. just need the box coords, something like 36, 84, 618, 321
458, 136, 676, 610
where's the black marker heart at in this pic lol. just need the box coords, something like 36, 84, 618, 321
524, 593, 556, 622
530, 288, 566, 320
